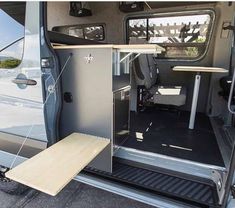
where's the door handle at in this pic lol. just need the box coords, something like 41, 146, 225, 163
12, 78, 37, 86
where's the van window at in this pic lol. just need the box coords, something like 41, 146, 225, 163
0, 3, 26, 69
52, 24, 105, 41
126, 11, 214, 59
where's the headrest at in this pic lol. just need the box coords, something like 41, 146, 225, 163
129, 37, 148, 45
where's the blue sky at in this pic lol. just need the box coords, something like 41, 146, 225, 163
0, 9, 24, 50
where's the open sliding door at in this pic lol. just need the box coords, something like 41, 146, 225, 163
4, 2, 113, 196
0, 2, 49, 167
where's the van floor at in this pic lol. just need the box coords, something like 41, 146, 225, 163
122, 108, 225, 167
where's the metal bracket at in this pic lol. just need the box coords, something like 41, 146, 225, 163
0, 166, 10, 182
48, 84, 55, 94
41, 57, 53, 68
223, 24, 235, 32
211, 169, 227, 204
231, 184, 235, 198
129, 53, 141, 63
118, 51, 142, 64
120, 52, 133, 63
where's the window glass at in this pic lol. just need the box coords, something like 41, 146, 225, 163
53, 24, 105, 41
0, 39, 24, 69
68, 27, 83, 38
0, 3, 25, 68
127, 12, 213, 59
83, 26, 104, 41
128, 19, 147, 40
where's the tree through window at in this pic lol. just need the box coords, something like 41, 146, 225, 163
127, 11, 214, 59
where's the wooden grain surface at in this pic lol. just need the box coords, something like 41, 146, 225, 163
6, 133, 109, 196
173, 66, 228, 73
53, 44, 165, 53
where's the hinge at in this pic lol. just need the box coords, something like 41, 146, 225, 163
41, 57, 54, 68
0, 166, 10, 182
231, 184, 235, 198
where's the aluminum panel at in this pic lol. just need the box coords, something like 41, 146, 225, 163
56, 48, 113, 172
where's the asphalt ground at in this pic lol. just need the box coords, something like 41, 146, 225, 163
0, 180, 153, 208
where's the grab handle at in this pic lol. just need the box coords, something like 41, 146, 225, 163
227, 69, 235, 114
12, 78, 37, 86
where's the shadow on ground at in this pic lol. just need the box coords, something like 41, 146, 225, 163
0, 180, 153, 208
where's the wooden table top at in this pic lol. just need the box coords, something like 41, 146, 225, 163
53, 44, 165, 54
6, 133, 109, 196
173, 66, 228, 73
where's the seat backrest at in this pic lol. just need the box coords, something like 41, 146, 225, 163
129, 37, 158, 89
48, 31, 102, 45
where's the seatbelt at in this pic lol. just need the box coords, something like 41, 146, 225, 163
223, 24, 235, 76
146, 54, 152, 78
146, 54, 159, 84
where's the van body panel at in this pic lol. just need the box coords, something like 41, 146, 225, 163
0, 2, 47, 144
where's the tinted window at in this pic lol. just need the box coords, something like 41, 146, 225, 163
0, 2, 25, 68
127, 11, 213, 59
53, 24, 105, 41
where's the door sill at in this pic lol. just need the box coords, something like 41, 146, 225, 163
84, 160, 219, 207
75, 172, 198, 208
114, 146, 226, 180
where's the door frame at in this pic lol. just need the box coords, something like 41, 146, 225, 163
40, 2, 62, 146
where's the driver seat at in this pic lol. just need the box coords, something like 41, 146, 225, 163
133, 55, 187, 107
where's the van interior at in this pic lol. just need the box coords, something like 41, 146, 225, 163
43, 1, 235, 207
2, 1, 235, 207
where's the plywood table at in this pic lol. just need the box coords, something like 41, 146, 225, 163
54, 44, 165, 79
173, 66, 228, 129
53, 44, 165, 76
6, 133, 109, 196
53, 44, 165, 54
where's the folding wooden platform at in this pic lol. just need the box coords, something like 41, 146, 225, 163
6, 133, 110, 196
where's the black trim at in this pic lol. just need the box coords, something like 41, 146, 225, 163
40, 2, 62, 146
85, 159, 219, 208
221, 143, 235, 207
52, 23, 106, 42
48, 31, 101, 45
0, 137, 44, 158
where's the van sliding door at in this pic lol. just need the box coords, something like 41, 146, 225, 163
0, 2, 49, 167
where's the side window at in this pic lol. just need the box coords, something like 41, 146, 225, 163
0, 3, 26, 69
53, 24, 105, 41
127, 11, 214, 60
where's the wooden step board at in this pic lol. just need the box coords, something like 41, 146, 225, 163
6, 133, 110, 196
